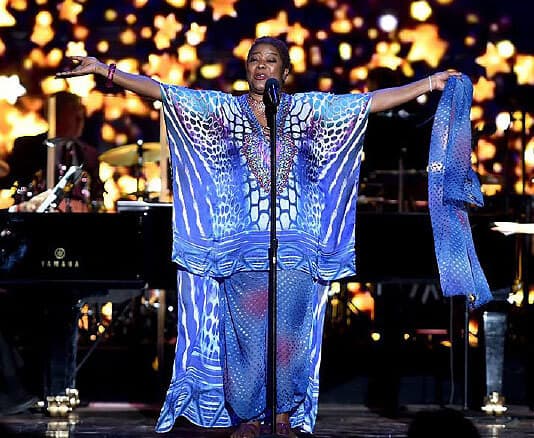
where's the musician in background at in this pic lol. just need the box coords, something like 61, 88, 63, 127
0, 91, 104, 413
0, 91, 103, 212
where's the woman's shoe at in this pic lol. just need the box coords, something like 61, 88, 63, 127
230, 421, 261, 438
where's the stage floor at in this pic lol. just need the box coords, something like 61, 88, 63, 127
0, 403, 533, 437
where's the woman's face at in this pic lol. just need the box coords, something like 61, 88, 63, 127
246, 43, 289, 97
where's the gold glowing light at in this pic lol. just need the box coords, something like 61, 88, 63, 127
117, 174, 140, 195
0, 37, 5, 56
0, 189, 15, 209
476, 42, 511, 78
0, 76, 26, 104
473, 76, 495, 102
368, 41, 403, 71
350, 291, 375, 320
400, 24, 448, 68
331, 6, 352, 33
410, 1, 433, 22
309, 46, 322, 66
154, 14, 183, 50
97, 40, 109, 53
495, 112, 511, 133
1, 102, 48, 153
316, 30, 327, 40
289, 45, 306, 73
10, 0, 27, 11
209, 0, 238, 20
287, 22, 309, 46
26, 48, 62, 68
200, 64, 223, 79
104, 9, 118, 22
525, 138, 534, 167
126, 14, 137, 25
124, 95, 150, 117
185, 22, 207, 46
58, 0, 83, 24
101, 302, 113, 319
166, 0, 186, 6
120, 28, 137, 45
178, 44, 200, 69
140, 27, 152, 39
134, 0, 149, 7
73, 25, 89, 41
514, 55, 534, 85
82, 91, 104, 117
40, 76, 66, 96
31, 11, 54, 47
101, 123, 116, 142
191, 0, 206, 11
477, 139, 497, 161
469, 319, 478, 347
471, 105, 484, 121
496, 40, 515, 59
145, 53, 186, 85
232, 79, 248, 91
339, 42, 352, 61
0, 0, 16, 26
465, 35, 476, 47
318, 76, 333, 91
349, 66, 368, 82
256, 11, 289, 37
233, 38, 254, 61
367, 28, 378, 40
65, 40, 87, 56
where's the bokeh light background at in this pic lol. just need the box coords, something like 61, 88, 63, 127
0, 0, 532, 208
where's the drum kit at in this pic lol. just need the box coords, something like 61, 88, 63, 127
1, 140, 163, 210
98, 140, 164, 201
99, 141, 161, 167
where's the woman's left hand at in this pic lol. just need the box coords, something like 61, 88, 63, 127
431, 70, 462, 91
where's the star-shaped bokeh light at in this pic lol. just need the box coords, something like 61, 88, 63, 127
473, 76, 496, 102
400, 24, 448, 68
58, 0, 83, 24
209, 0, 238, 21
0, 0, 15, 26
0, 0, 532, 200
476, 42, 511, 78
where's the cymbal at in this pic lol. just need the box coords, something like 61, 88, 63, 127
99, 142, 161, 166
0, 159, 9, 178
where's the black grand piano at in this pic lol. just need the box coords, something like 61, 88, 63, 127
0, 207, 517, 290
0, 204, 518, 414
0, 205, 177, 290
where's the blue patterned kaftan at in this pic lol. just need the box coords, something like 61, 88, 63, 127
155, 85, 371, 434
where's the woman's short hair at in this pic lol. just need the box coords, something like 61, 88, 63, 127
248, 36, 291, 72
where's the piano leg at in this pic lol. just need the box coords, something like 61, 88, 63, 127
481, 311, 508, 414
40, 290, 81, 416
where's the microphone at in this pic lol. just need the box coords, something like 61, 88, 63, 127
263, 78, 281, 108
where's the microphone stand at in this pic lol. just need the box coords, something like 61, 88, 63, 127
264, 100, 280, 437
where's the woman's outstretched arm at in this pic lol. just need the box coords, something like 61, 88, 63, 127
369, 70, 461, 113
56, 56, 161, 101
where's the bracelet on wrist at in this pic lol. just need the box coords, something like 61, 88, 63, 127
106, 63, 117, 88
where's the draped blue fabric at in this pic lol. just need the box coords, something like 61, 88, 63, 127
428, 75, 492, 309
156, 84, 371, 434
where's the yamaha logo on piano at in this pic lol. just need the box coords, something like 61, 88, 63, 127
41, 247, 80, 269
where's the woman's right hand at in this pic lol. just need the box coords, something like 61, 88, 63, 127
55, 56, 106, 79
